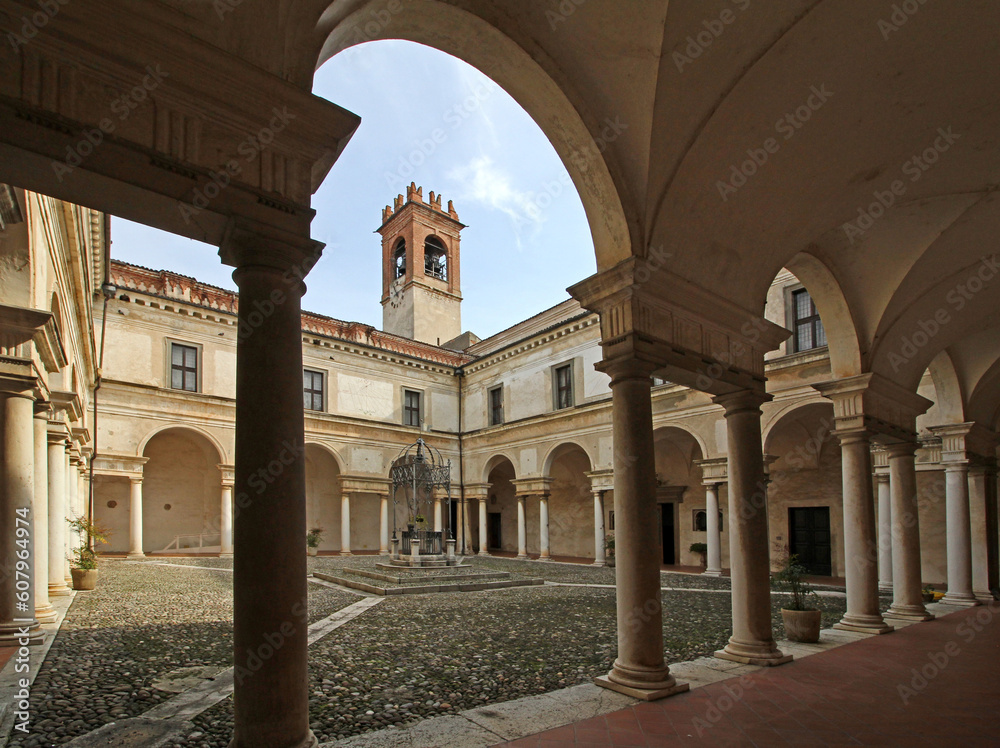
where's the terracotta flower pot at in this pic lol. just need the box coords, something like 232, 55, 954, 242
781, 608, 822, 642
71, 568, 98, 591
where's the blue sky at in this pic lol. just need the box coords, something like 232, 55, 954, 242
111, 41, 596, 340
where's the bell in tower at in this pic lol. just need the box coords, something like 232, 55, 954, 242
378, 183, 465, 347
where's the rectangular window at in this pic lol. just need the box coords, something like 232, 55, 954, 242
403, 389, 422, 427
554, 363, 573, 410
170, 343, 198, 392
489, 386, 504, 426
792, 288, 827, 352
303, 369, 324, 412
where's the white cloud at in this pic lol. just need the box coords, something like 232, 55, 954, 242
447, 156, 547, 243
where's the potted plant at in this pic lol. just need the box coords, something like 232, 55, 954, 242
690, 542, 708, 568
604, 534, 615, 568
67, 516, 110, 591
771, 552, 821, 642
413, 514, 427, 530
306, 527, 324, 556
922, 585, 936, 603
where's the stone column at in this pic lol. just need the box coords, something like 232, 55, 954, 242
516, 496, 528, 559
969, 465, 996, 601
32, 407, 55, 623
220, 481, 234, 556
63, 449, 72, 584
714, 390, 791, 666
340, 493, 352, 556
433, 497, 443, 532
225, 251, 316, 748
592, 491, 606, 566
704, 483, 723, 576
478, 500, 489, 556
127, 476, 145, 559
379, 495, 389, 555
595, 359, 687, 700
884, 442, 933, 621
876, 472, 893, 590
834, 431, 892, 633
538, 496, 551, 560
46, 432, 70, 597
941, 462, 979, 606
0, 389, 41, 645
461, 498, 472, 555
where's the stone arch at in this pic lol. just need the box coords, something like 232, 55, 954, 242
762, 396, 836, 453
304, 440, 346, 474
542, 441, 594, 477
925, 351, 967, 425
651, 422, 710, 462
760, 401, 843, 577
138, 426, 226, 554
137, 423, 227, 464
783, 253, 863, 378
314, 4, 634, 270
481, 452, 518, 484
484, 454, 517, 554
305, 443, 344, 552
543, 443, 594, 558
653, 426, 706, 566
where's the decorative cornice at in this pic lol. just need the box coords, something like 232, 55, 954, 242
586, 469, 615, 493
92, 453, 148, 477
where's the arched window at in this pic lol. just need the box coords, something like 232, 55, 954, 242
393, 239, 406, 279
424, 236, 447, 281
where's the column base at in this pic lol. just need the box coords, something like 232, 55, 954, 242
0, 630, 43, 647
834, 614, 894, 635
702, 569, 723, 577
35, 604, 58, 624
229, 730, 318, 748
592, 559, 606, 567
219, 551, 234, 557
940, 593, 981, 607
126, 552, 147, 560
715, 639, 793, 667
537, 554, 552, 562
878, 582, 893, 592
339, 551, 352, 557
48, 583, 71, 597
884, 604, 934, 622
478, 550, 490, 556
594, 674, 689, 701
516, 553, 528, 560
974, 591, 995, 603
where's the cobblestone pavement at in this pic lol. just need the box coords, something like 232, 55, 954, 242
10, 556, 858, 747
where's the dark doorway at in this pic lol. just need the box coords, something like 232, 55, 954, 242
660, 503, 675, 564
449, 500, 457, 539
788, 507, 832, 576
487, 512, 502, 551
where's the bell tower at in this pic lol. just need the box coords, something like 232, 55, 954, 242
378, 183, 464, 346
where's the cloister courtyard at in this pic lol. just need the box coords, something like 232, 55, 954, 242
5, 556, 865, 747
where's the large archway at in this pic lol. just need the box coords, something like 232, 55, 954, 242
763, 402, 842, 578
544, 443, 594, 559
653, 426, 707, 567
305, 444, 343, 553
484, 455, 517, 554
139, 427, 224, 553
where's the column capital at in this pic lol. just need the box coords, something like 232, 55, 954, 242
928, 422, 997, 464
586, 469, 615, 494
511, 476, 554, 498
569, 258, 787, 395
596, 356, 658, 385
220, 217, 324, 282
129, 475, 144, 485
813, 373, 932, 441
218, 463, 236, 487
885, 441, 919, 459
712, 389, 771, 416
695, 457, 728, 485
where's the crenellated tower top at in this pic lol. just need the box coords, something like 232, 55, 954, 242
382, 183, 460, 225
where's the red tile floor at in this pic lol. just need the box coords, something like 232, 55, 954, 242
496, 603, 1000, 746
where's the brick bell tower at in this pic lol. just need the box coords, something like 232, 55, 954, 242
378, 183, 464, 346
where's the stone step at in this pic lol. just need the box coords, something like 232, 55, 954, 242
313, 571, 544, 597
